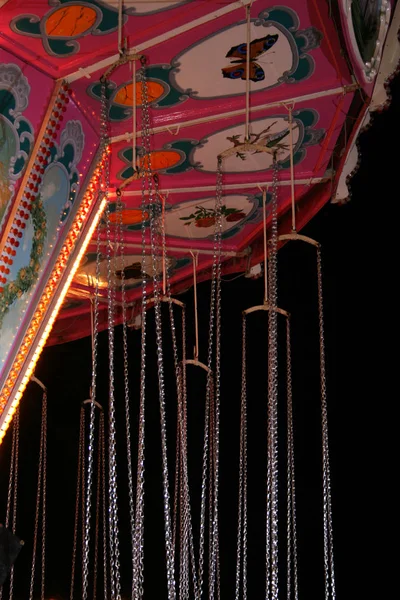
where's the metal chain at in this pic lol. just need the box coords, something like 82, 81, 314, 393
137, 53, 176, 600
208, 156, 223, 600
102, 72, 121, 600
4, 407, 16, 532
29, 390, 47, 600
317, 247, 336, 600
9, 405, 19, 600
172, 390, 181, 554
93, 408, 103, 600
157, 192, 196, 600
132, 60, 149, 600
82, 413, 86, 592
235, 315, 248, 600
116, 189, 136, 588
1, 405, 20, 600
286, 318, 299, 600
82, 80, 106, 600
266, 156, 280, 600
70, 407, 85, 600
180, 310, 200, 600
41, 392, 47, 600
197, 369, 210, 600
148, 189, 176, 600
100, 413, 108, 600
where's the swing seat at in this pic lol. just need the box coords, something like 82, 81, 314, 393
0, 524, 24, 585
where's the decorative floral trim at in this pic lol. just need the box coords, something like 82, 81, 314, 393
0, 195, 47, 328
180, 204, 245, 228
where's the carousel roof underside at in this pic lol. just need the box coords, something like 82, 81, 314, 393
0, 0, 399, 360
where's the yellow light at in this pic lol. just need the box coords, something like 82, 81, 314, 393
0, 197, 107, 443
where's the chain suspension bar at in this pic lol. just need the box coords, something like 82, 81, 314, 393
276, 230, 336, 600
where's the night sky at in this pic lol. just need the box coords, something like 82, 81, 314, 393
0, 76, 397, 600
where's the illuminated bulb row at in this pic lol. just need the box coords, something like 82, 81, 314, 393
0, 153, 108, 441
0, 82, 70, 293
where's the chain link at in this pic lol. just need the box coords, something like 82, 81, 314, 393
82, 80, 106, 600
100, 413, 108, 600
70, 407, 84, 600
9, 406, 19, 600
29, 390, 47, 600
148, 185, 176, 600
132, 61, 149, 600
286, 318, 299, 600
1, 405, 20, 600
208, 156, 223, 600
102, 72, 122, 600
93, 407, 103, 600
116, 187, 137, 591
235, 315, 248, 600
266, 157, 280, 600
317, 247, 336, 600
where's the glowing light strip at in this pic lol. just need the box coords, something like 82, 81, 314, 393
0, 198, 107, 444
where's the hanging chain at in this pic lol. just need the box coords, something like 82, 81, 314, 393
9, 405, 19, 600
93, 408, 103, 600
1, 405, 20, 600
286, 318, 299, 600
102, 71, 122, 600
100, 413, 108, 600
148, 180, 176, 600
132, 59, 149, 600
161, 242, 192, 599
180, 309, 200, 600
317, 247, 336, 600
82, 77, 106, 600
41, 393, 47, 600
116, 187, 136, 586
235, 315, 248, 600
208, 156, 223, 600
136, 52, 176, 600
29, 389, 47, 600
70, 407, 84, 600
266, 156, 280, 600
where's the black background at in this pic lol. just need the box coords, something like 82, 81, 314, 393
0, 77, 397, 599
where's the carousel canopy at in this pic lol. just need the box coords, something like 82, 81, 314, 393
0, 0, 399, 429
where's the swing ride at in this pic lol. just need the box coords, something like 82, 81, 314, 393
0, 0, 399, 598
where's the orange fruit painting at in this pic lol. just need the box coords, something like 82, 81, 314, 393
139, 150, 181, 171
114, 82, 165, 106
108, 209, 149, 226
45, 6, 97, 37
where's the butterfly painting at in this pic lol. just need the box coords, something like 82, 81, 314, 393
222, 34, 279, 82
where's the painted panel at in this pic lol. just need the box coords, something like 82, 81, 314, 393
0, 96, 99, 382
0, 51, 54, 234
108, 94, 353, 189
0, 0, 222, 77
101, 184, 307, 252
74, 0, 352, 135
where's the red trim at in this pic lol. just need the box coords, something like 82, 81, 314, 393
313, 93, 346, 173
309, 0, 344, 83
